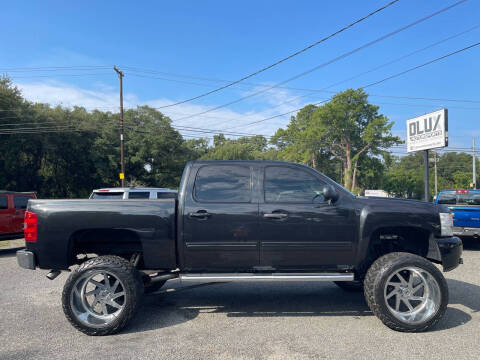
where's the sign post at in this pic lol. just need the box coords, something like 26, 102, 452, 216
406, 109, 448, 201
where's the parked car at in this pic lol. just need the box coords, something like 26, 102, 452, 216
435, 189, 480, 239
17, 161, 462, 335
89, 187, 177, 199
0, 191, 36, 239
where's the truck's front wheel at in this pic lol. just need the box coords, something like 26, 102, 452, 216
62, 255, 143, 336
364, 252, 448, 332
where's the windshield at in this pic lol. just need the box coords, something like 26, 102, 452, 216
437, 192, 480, 205
91, 192, 124, 199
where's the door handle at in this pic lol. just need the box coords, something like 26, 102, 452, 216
188, 211, 211, 218
264, 213, 288, 219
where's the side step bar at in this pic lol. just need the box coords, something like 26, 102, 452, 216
180, 273, 354, 282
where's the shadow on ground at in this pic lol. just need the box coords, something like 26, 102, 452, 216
125, 276, 480, 334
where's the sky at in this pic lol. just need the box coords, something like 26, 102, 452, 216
1, 0, 479, 153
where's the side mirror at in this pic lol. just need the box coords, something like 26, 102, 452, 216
322, 184, 339, 203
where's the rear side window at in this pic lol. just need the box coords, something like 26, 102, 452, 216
91, 192, 124, 199
438, 192, 480, 205
264, 166, 325, 203
128, 192, 150, 199
157, 192, 177, 199
14, 195, 32, 209
437, 192, 456, 205
0, 196, 7, 209
194, 165, 251, 203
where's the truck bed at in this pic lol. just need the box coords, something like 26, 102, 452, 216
26, 199, 176, 270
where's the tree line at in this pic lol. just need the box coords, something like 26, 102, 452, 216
1, 78, 478, 199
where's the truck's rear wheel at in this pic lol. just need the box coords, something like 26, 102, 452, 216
62, 255, 143, 336
364, 252, 448, 332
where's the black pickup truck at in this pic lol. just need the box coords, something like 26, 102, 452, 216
17, 160, 462, 335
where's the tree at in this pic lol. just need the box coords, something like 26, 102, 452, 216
271, 89, 401, 191
312, 89, 401, 191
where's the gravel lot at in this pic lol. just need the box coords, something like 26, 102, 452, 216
1, 240, 479, 360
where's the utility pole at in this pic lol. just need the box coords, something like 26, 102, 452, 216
474, 138, 477, 189
424, 149, 430, 201
114, 66, 125, 187
434, 152, 438, 195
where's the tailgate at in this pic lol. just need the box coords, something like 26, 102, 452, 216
450, 206, 480, 228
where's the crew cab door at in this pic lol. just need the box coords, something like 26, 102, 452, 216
258, 165, 356, 270
0, 194, 13, 235
182, 164, 260, 271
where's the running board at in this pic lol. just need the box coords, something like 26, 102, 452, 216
180, 273, 354, 282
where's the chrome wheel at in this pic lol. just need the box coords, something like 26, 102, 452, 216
70, 270, 126, 328
384, 266, 441, 325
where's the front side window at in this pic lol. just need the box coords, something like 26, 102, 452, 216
128, 192, 150, 199
14, 195, 32, 209
265, 166, 325, 203
194, 165, 251, 203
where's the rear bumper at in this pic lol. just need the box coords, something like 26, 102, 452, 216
17, 249, 36, 270
453, 226, 480, 238
435, 236, 463, 272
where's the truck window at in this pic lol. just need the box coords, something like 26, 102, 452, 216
157, 192, 176, 199
264, 166, 325, 203
437, 192, 456, 205
91, 192, 124, 199
0, 196, 7, 209
13, 195, 32, 209
128, 192, 150, 199
194, 165, 251, 203
457, 193, 480, 205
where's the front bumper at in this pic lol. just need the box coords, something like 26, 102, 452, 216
435, 236, 463, 272
17, 249, 36, 270
453, 226, 480, 238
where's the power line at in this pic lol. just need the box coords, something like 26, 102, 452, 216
363, 42, 480, 88
0, 65, 111, 72
124, 23, 480, 125
147, 0, 401, 110
228, 40, 480, 130
172, 0, 469, 124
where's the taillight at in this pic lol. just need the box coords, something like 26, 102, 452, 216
24, 211, 37, 242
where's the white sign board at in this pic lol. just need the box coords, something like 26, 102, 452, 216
364, 190, 389, 197
406, 109, 448, 152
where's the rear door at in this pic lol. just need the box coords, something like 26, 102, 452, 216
182, 164, 260, 271
12, 194, 34, 233
0, 194, 12, 235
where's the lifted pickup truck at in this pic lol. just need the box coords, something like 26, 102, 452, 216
17, 160, 462, 335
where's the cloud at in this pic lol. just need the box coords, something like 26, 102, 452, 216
15, 80, 316, 139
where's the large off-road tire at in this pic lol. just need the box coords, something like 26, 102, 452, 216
364, 252, 448, 332
62, 255, 144, 336
334, 280, 364, 292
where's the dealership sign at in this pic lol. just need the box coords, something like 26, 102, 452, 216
406, 109, 448, 153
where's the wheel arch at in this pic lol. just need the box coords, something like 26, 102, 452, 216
356, 225, 434, 276
68, 228, 143, 267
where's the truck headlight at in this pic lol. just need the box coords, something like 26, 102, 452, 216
439, 212, 453, 237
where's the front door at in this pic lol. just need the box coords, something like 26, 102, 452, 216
0, 195, 13, 235
259, 165, 356, 270
182, 164, 260, 271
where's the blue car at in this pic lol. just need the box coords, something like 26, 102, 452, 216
435, 189, 480, 239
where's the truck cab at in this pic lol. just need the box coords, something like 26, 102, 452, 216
435, 189, 480, 239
